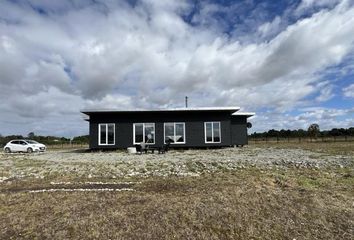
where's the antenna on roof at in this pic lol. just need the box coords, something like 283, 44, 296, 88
185, 96, 188, 108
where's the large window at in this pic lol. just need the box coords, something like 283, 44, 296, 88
205, 122, 221, 143
99, 123, 115, 145
164, 123, 185, 144
133, 123, 155, 144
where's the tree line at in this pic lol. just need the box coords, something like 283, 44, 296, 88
0, 133, 89, 146
249, 127, 354, 138
1, 125, 354, 146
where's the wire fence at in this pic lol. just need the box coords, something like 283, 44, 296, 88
46, 143, 89, 149
249, 136, 354, 144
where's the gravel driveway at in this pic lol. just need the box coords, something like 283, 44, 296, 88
0, 146, 353, 180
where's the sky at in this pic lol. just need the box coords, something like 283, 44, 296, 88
0, 0, 354, 137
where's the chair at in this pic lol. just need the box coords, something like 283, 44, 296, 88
135, 143, 149, 154
135, 144, 143, 154
158, 142, 170, 154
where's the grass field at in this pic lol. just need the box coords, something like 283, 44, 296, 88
251, 141, 354, 156
0, 142, 353, 239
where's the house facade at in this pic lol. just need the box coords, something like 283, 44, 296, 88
81, 107, 254, 150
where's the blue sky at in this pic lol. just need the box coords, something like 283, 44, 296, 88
0, 0, 353, 137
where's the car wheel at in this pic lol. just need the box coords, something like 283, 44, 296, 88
4, 147, 11, 153
27, 147, 33, 153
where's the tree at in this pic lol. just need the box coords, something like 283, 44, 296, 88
267, 129, 279, 137
297, 129, 307, 137
308, 124, 320, 139
72, 135, 89, 144
28, 132, 35, 138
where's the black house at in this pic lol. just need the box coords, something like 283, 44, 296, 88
81, 107, 254, 150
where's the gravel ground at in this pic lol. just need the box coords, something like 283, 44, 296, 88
0, 146, 353, 180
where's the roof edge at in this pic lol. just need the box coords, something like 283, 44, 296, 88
232, 112, 255, 118
81, 106, 241, 114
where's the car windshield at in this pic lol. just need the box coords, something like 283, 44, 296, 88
26, 140, 39, 144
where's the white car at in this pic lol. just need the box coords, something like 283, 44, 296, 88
3, 139, 46, 153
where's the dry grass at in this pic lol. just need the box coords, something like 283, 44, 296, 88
0, 142, 353, 239
252, 141, 354, 156
1, 168, 353, 240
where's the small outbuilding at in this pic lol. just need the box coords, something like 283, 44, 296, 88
81, 107, 254, 150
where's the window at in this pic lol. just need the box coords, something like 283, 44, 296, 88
205, 122, 221, 143
99, 123, 115, 145
164, 122, 185, 144
133, 123, 155, 144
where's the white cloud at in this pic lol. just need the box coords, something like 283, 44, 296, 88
0, 0, 353, 136
251, 107, 354, 132
85, 94, 135, 110
258, 16, 282, 38
343, 83, 354, 97
295, 0, 342, 16
315, 84, 334, 102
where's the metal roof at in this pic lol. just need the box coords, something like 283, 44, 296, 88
81, 106, 241, 115
232, 112, 255, 118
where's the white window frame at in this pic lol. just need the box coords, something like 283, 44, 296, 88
164, 122, 186, 144
204, 122, 221, 143
98, 123, 115, 146
133, 123, 155, 145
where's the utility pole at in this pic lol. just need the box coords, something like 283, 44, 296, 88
185, 96, 188, 108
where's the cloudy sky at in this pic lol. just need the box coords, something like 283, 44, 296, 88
0, 0, 354, 137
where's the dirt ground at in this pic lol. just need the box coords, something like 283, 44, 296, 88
0, 143, 353, 239
0, 144, 352, 181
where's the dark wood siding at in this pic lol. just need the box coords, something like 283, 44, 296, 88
88, 111, 246, 149
230, 116, 248, 145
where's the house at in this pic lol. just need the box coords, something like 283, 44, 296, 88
81, 107, 254, 150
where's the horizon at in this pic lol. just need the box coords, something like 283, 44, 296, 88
1, 0, 354, 138
1, 125, 353, 139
